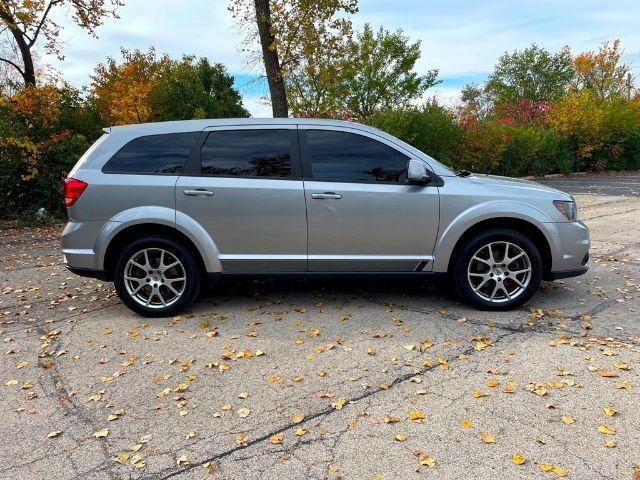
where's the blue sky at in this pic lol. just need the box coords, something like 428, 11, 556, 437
44, 0, 640, 116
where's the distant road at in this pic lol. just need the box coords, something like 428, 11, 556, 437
536, 172, 640, 196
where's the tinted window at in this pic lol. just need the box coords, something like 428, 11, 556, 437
201, 129, 293, 178
306, 130, 410, 183
103, 132, 200, 174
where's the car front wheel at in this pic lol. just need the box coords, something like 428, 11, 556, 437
114, 236, 200, 317
452, 228, 542, 310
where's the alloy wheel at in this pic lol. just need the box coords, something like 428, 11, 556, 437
123, 248, 186, 309
466, 241, 532, 303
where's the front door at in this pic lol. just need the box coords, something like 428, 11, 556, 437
300, 127, 440, 272
175, 125, 307, 272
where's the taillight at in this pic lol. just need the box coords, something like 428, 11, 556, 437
64, 178, 88, 207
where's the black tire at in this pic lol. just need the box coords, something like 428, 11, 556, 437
113, 235, 200, 317
451, 228, 542, 310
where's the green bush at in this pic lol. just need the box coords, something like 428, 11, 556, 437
368, 103, 463, 166
499, 126, 574, 176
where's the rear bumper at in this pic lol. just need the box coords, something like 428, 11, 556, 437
65, 265, 108, 281
61, 220, 106, 270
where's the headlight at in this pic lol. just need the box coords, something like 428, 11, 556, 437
553, 200, 577, 221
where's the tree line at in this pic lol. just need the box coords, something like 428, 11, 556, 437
1, 0, 639, 219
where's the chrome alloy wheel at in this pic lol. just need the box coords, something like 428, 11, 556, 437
123, 248, 186, 309
467, 241, 532, 303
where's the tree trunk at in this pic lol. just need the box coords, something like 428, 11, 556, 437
14, 33, 36, 86
0, 7, 36, 85
254, 0, 288, 117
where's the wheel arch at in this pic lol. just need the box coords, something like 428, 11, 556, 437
95, 207, 222, 280
103, 223, 209, 282
443, 217, 553, 278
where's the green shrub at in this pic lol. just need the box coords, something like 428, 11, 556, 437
499, 126, 574, 176
368, 103, 463, 166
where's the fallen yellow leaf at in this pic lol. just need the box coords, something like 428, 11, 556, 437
408, 411, 425, 421
512, 452, 526, 465
597, 424, 615, 435
478, 432, 495, 444
92, 428, 109, 438
237, 407, 251, 418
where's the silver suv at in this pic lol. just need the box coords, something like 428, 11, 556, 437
62, 119, 589, 317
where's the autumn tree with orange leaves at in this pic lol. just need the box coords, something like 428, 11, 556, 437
0, 0, 123, 86
91, 48, 249, 126
91, 48, 167, 125
573, 40, 635, 100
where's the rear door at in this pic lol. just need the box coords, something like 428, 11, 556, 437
300, 126, 440, 272
175, 125, 307, 272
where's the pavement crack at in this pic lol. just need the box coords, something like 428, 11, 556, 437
34, 320, 120, 480
144, 327, 520, 480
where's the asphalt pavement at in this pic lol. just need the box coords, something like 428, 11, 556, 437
0, 172, 639, 480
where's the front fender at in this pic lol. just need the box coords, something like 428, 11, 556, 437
431, 201, 561, 272
94, 206, 222, 273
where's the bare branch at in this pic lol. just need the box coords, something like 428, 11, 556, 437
0, 55, 24, 75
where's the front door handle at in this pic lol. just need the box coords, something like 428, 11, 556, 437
183, 189, 214, 196
311, 192, 342, 200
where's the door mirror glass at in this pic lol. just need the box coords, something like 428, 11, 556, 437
407, 159, 430, 183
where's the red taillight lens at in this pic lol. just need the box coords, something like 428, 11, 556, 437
64, 178, 88, 207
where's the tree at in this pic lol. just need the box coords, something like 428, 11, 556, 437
92, 48, 166, 125
0, 0, 123, 86
154, 56, 249, 120
486, 44, 574, 103
459, 82, 493, 121
573, 40, 634, 100
91, 48, 248, 125
284, 10, 354, 117
228, 0, 358, 117
340, 24, 439, 121
0, 35, 22, 95
253, 0, 287, 117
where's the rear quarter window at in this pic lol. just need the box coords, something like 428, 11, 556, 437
102, 132, 200, 174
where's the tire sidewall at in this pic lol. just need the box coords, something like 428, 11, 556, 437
114, 236, 200, 317
453, 228, 542, 310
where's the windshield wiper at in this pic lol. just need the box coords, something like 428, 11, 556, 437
455, 170, 471, 177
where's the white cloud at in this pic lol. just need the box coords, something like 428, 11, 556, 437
38, 0, 640, 111
243, 97, 273, 118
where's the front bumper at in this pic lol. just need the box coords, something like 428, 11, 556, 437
544, 264, 589, 280
547, 220, 590, 277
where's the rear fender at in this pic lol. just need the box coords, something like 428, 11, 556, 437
95, 206, 222, 272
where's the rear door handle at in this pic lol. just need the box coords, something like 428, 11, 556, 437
311, 192, 342, 200
183, 189, 214, 196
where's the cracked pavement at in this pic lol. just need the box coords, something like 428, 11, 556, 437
1, 173, 639, 480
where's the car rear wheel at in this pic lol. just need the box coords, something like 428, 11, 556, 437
114, 236, 200, 317
452, 228, 542, 310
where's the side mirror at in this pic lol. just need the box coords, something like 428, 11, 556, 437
407, 159, 430, 184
